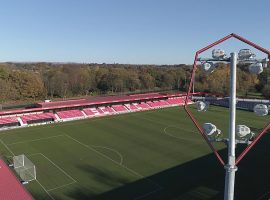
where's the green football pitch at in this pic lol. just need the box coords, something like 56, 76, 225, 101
0, 106, 270, 200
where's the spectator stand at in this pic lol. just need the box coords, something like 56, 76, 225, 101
0, 92, 191, 131
56, 110, 85, 122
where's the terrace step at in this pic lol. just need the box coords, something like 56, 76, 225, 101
81, 110, 88, 117
17, 117, 26, 126
54, 113, 61, 121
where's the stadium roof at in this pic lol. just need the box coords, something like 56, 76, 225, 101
0, 92, 189, 116
36, 92, 183, 108
0, 159, 34, 200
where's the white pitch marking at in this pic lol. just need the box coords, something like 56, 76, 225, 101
28, 153, 77, 192
64, 134, 162, 190
38, 153, 77, 183
91, 145, 124, 165
7, 135, 64, 146
47, 181, 76, 192
135, 115, 201, 141
35, 179, 56, 200
0, 138, 15, 156
27, 152, 44, 157
163, 125, 202, 142
0, 140, 55, 200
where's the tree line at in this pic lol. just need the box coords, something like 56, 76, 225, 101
0, 62, 269, 104
0, 63, 190, 103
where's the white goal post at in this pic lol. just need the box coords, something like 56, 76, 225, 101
13, 154, 36, 182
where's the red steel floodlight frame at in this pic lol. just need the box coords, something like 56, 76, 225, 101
184, 33, 270, 167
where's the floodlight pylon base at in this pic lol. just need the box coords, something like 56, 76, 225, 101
224, 163, 238, 200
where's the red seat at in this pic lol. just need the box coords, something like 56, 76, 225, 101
166, 97, 185, 105
0, 117, 18, 125
20, 112, 55, 123
56, 110, 84, 119
83, 108, 101, 117
125, 104, 139, 111
111, 105, 128, 112
136, 102, 151, 110
98, 107, 115, 114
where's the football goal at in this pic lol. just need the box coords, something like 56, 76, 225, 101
13, 154, 36, 182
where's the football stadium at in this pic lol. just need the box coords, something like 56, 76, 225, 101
0, 35, 270, 200
0, 91, 270, 199
0, 2, 270, 200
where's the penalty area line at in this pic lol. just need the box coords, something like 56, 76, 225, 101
28, 153, 77, 193
35, 179, 56, 200
0, 138, 15, 156
47, 181, 77, 192
65, 134, 163, 199
6, 134, 64, 146
64, 134, 162, 189
0, 140, 55, 200
30, 153, 77, 183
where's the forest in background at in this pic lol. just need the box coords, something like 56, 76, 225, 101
0, 62, 269, 105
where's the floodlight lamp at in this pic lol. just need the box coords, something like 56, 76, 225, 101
236, 125, 251, 138
254, 104, 268, 116
196, 101, 209, 112
238, 49, 255, 60
203, 123, 221, 137
212, 49, 226, 59
202, 62, 215, 73
249, 63, 263, 74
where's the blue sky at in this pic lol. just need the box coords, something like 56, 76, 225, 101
0, 0, 269, 64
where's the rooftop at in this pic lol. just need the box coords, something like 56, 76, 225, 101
0, 159, 34, 200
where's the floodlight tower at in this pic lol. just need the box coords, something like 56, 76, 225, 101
184, 33, 270, 200
199, 48, 268, 199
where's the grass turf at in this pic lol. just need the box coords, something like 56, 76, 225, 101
0, 106, 270, 200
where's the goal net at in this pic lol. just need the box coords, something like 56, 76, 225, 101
13, 154, 36, 182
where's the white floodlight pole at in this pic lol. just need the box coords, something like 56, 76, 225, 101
224, 52, 238, 200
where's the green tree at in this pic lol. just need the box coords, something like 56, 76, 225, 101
139, 73, 155, 90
